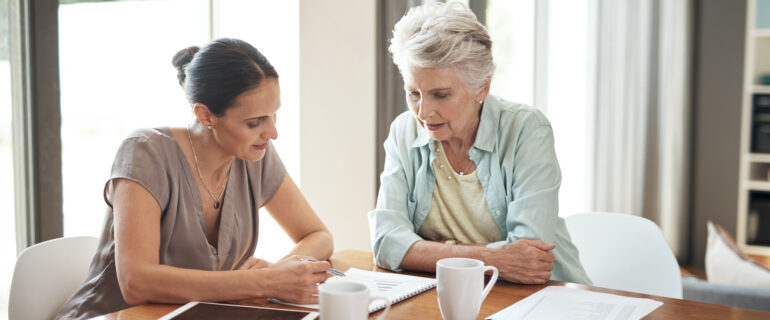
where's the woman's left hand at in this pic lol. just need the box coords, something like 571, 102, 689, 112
483, 239, 555, 284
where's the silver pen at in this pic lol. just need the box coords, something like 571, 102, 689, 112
298, 258, 346, 277
327, 268, 346, 277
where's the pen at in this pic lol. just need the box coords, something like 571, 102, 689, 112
298, 258, 346, 277
327, 268, 346, 277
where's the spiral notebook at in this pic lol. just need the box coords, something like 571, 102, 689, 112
271, 267, 436, 313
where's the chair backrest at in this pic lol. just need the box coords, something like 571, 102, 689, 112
9, 236, 99, 320
565, 212, 682, 298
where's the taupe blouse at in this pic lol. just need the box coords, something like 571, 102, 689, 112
54, 127, 286, 320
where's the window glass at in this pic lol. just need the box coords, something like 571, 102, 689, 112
545, 0, 590, 215
486, 0, 590, 215
59, 0, 208, 237
487, 0, 535, 105
217, 0, 299, 262
0, 0, 16, 318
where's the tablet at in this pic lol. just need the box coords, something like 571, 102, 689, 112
158, 302, 319, 320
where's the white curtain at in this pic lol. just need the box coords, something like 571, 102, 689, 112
590, 0, 691, 258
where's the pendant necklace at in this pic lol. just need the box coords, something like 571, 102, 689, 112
186, 126, 229, 209
441, 141, 475, 176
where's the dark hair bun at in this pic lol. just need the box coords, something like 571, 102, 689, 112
172, 46, 200, 86
176, 38, 278, 116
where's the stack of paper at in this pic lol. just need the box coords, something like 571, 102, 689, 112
487, 286, 663, 320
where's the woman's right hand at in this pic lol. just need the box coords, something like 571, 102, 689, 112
262, 255, 330, 304
483, 239, 555, 284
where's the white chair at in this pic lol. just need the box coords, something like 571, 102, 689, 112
9, 236, 99, 320
565, 212, 682, 298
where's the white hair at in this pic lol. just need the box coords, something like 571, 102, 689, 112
389, 2, 494, 91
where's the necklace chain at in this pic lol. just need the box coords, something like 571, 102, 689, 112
186, 125, 229, 209
440, 141, 475, 175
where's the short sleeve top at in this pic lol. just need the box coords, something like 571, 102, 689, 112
54, 127, 286, 320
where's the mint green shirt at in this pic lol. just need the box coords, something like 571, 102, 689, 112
368, 95, 592, 284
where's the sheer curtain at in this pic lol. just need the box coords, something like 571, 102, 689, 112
590, 0, 691, 258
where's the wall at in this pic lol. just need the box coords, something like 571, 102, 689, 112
299, 0, 377, 252
690, 0, 746, 266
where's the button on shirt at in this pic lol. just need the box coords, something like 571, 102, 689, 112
368, 95, 592, 284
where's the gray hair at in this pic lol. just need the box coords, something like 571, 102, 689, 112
389, 2, 494, 91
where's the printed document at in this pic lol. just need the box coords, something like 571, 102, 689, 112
487, 286, 663, 320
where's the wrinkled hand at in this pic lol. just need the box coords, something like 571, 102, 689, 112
237, 257, 273, 270
484, 239, 555, 284
265, 255, 330, 304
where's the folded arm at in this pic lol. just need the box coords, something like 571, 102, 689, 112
370, 124, 555, 283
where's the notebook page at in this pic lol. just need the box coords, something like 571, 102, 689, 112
344, 268, 436, 311
268, 268, 436, 312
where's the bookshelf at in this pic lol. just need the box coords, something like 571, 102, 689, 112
738, 0, 770, 255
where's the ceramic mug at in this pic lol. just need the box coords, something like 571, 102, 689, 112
319, 281, 391, 320
436, 258, 499, 320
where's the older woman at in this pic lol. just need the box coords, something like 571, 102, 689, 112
368, 2, 591, 285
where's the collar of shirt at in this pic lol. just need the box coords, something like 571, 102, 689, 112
410, 96, 501, 153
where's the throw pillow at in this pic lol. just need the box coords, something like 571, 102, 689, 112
705, 221, 770, 289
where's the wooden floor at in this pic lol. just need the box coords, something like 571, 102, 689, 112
751, 254, 770, 269
681, 254, 770, 280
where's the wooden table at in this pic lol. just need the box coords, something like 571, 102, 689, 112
104, 250, 770, 319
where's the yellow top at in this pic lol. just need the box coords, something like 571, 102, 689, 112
417, 141, 504, 244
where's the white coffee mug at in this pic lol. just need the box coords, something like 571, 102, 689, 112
319, 281, 391, 320
436, 258, 499, 320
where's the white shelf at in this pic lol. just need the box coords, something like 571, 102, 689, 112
754, 85, 770, 94
754, 29, 770, 38
742, 244, 770, 256
748, 181, 770, 191
748, 153, 770, 162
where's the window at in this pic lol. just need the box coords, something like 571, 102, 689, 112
216, 0, 299, 261
543, 0, 590, 216
59, 0, 299, 262
487, 0, 535, 105
59, 0, 209, 238
486, 0, 590, 216
0, 0, 16, 317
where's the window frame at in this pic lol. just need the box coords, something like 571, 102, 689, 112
9, 0, 63, 253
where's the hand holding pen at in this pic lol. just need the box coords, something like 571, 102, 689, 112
299, 257, 346, 277
263, 255, 330, 304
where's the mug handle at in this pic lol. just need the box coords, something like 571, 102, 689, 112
480, 265, 499, 302
370, 295, 391, 320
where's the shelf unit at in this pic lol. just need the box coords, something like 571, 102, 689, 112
738, 0, 770, 255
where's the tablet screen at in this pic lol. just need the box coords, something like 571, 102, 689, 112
159, 302, 318, 320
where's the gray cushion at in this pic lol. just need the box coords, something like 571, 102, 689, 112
682, 276, 770, 312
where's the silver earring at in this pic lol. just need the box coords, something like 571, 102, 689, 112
479, 100, 483, 104
207, 125, 212, 129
